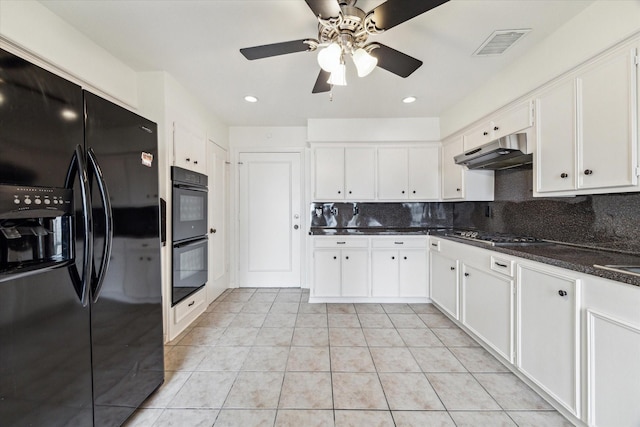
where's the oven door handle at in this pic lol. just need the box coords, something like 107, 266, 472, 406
87, 148, 113, 303
174, 237, 208, 249
64, 144, 93, 307
173, 184, 208, 192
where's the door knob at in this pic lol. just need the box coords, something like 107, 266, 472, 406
294, 225, 299, 230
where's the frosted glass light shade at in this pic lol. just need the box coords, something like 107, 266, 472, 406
317, 43, 342, 72
327, 63, 347, 86
352, 48, 377, 77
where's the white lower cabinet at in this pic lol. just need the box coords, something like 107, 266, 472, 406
462, 264, 514, 363
429, 250, 459, 319
517, 263, 580, 417
371, 238, 428, 298
313, 247, 368, 298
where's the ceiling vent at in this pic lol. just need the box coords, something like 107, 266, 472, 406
473, 29, 531, 56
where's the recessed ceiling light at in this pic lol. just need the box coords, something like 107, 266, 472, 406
402, 96, 417, 104
244, 95, 258, 103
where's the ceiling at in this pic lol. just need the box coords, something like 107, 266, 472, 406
40, 0, 594, 127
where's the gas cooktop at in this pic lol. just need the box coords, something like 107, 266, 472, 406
446, 230, 551, 247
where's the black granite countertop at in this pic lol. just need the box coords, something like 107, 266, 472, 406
438, 234, 640, 288
309, 227, 432, 236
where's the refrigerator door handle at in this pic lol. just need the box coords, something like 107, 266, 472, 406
64, 144, 93, 307
87, 148, 113, 303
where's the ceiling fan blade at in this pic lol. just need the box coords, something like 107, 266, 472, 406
370, 44, 423, 78
369, 0, 449, 31
240, 39, 311, 60
312, 70, 331, 93
305, 0, 341, 19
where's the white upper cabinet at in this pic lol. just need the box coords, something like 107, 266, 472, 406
313, 147, 374, 200
377, 146, 440, 201
535, 79, 577, 193
441, 137, 494, 201
314, 147, 345, 200
535, 44, 639, 196
344, 147, 376, 200
578, 46, 638, 190
173, 122, 206, 174
463, 101, 534, 152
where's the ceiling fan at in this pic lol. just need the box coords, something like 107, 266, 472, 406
240, 0, 449, 93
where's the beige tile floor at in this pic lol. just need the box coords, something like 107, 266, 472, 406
125, 288, 575, 427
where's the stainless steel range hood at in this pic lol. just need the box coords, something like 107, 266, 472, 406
454, 133, 531, 170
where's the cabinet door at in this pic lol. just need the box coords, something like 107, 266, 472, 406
377, 148, 408, 200
442, 138, 465, 200
341, 249, 369, 297
536, 79, 577, 193
463, 121, 493, 152
518, 264, 579, 416
174, 122, 206, 174
344, 148, 375, 200
429, 251, 459, 319
578, 47, 638, 190
587, 310, 640, 427
493, 101, 533, 140
399, 250, 428, 297
462, 264, 514, 362
408, 147, 440, 200
314, 148, 345, 200
371, 250, 399, 297
313, 250, 341, 297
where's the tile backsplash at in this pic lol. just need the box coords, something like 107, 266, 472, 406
310, 167, 640, 253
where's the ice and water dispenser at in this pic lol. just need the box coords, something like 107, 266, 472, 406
0, 184, 74, 280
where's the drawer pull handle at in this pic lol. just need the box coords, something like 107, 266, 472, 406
431, 243, 438, 247
494, 262, 508, 268
394, 242, 404, 245
558, 290, 567, 297
337, 242, 346, 245
188, 301, 195, 307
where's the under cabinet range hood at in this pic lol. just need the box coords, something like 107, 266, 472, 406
454, 133, 531, 170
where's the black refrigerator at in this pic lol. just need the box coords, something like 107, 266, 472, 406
0, 48, 164, 426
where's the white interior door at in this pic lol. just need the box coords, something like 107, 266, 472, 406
207, 140, 229, 303
238, 152, 302, 287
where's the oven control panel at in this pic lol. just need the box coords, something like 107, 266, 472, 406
0, 184, 73, 219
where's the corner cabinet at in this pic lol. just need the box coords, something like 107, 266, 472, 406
535, 44, 639, 196
441, 137, 494, 201
312, 147, 375, 200
173, 122, 207, 174
376, 146, 440, 200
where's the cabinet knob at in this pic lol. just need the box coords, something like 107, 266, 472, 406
345, 256, 349, 260
558, 290, 567, 297
483, 131, 489, 136
210, 228, 217, 234
294, 225, 299, 230
412, 190, 416, 194
450, 266, 455, 271
337, 190, 341, 194
391, 256, 395, 260
186, 158, 190, 162
403, 256, 407, 260
584, 169, 593, 175
333, 256, 337, 260
456, 188, 461, 192
560, 173, 568, 178
194, 160, 198, 164
493, 126, 499, 131
464, 272, 470, 277
348, 190, 352, 194
401, 190, 405, 194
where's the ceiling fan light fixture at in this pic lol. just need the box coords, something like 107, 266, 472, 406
352, 48, 377, 77
317, 43, 342, 72
327, 63, 347, 86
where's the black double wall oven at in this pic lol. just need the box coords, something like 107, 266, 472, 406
171, 166, 208, 305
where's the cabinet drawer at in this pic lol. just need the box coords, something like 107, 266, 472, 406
313, 238, 369, 248
174, 288, 206, 324
491, 255, 514, 277
372, 238, 428, 249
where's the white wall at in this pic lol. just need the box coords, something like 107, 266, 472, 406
440, 0, 640, 138
0, 0, 138, 108
308, 118, 440, 142
230, 126, 308, 148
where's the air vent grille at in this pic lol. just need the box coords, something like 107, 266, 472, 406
473, 29, 531, 56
